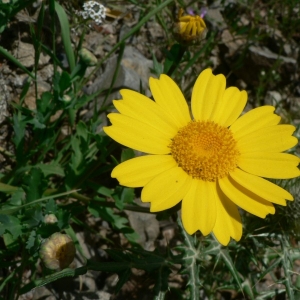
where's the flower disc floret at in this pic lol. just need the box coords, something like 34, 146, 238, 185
170, 121, 239, 181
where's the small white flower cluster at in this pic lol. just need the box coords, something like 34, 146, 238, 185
76, 1, 106, 25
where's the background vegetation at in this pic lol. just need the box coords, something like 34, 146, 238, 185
0, 0, 300, 299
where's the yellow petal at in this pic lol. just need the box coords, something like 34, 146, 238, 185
212, 186, 242, 246
142, 167, 192, 212
178, 22, 188, 34
237, 125, 297, 153
149, 75, 191, 128
219, 176, 275, 218
181, 180, 217, 236
239, 152, 300, 179
229, 168, 293, 206
185, 21, 193, 35
112, 155, 177, 187
191, 69, 226, 121
115, 89, 178, 136
104, 114, 171, 154
213, 87, 247, 127
230, 106, 281, 140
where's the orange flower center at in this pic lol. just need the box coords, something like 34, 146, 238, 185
170, 121, 240, 181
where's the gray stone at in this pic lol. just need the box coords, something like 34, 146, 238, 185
37, 64, 54, 82
249, 46, 296, 69
84, 46, 153, 122
226, 46, 297, 86
206, 8, 227, 31
125, 198, 159, 251
265, 91, 282, 106
12, 41, 50, 68
0, 73, 9, 124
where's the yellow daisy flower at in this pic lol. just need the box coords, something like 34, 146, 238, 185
103, 68, 300, 246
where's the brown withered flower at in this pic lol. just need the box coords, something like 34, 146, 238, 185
40, 232, 76, 270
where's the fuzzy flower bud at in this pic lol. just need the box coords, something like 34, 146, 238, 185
79, 48, 98, 66
62, 94, 72, 102
40, 233, 76, 270
44, 214, 58, 224
174, 8, 207, 44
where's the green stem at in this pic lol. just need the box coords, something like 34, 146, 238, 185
70, 192, 151, 213
166, 45, 187, 77
177, 214, 200, 300
154, 291, 166, 300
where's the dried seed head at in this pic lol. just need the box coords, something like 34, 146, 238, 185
40, 233, 76, 270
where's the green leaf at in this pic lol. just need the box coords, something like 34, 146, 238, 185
34, 162, 65, 177
56, 209, 71, 230
19, 77, 32, 103
26, 230, 36, 250
112, 187, 135, 210
153, 266, 170, 296
23, 205, 43, 228
0, 190, 79, 215
121, 188, 134, 205
242, 279, 255, 300
3, 232, 21, 252
256, 289, 286, 300
19, 267, 87, 295
12, 113, 26, 163
54, 2, 75, 71
121, 148, 135, 162
27, 117, 46, 129
0, 46, 34, 79
97, 186, 113, 197
0, 214, 22, 239
76, 121, 88, 141
151, 51, 163, 77
22, 168, 46, 202
115, 269, 131, 293
45, 199, 57, 214
0, 182, 18, 193
70, 137, 83, 172
220, 249, 243, 292
36, 91, 52, 115
163, 44, 185, 74
59, 71, 72, 92
0, 189, 25, 210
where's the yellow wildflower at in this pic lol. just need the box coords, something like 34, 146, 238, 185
104, 69, 300, 246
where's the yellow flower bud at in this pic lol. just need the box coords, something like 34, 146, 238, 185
40, 233, 76, 270
174, 8, 207, 44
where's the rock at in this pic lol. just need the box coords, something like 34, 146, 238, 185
37, 64, 54, 82
12, 41, 50, 68
24, 80, 51, 110
265, 91, 282, 106
221, 29, 245, 56
83, 31, 106, 57
289, 97, 300, 120
206, 8, 227, 31
125, 198, 160, 251
84, 46, 153, 122
226, 46, 298, 86
0, 73, 9, 124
